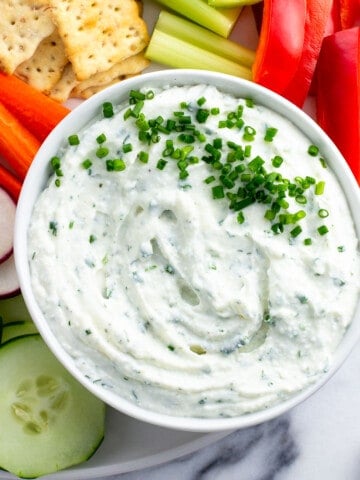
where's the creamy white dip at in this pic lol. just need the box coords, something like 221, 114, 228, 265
28, 85, 360, 418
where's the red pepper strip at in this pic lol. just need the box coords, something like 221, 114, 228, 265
324, 0, 342, 36
316, 27, 360, 182
252, 0, 307, 95
283, 0, 333, 107
339, 0, 360, 29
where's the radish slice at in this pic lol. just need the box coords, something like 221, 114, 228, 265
0, 254, 20, 299
0, 187, 16, 264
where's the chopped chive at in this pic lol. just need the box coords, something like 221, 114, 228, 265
55, 178, 61, 187
243, 125, 256, 141
168, 345, 175, 351
290, 225, 302, 238
304, 238, 312, 246
318, 208, 329, 218
264, 127, 278, 142
68, 134, 80, 146
145, 90, 154, 99
317, 225, 329, 235
264, 209, 276, 221
204, 175, 216, 184
89, 234, 96, 243
179, 169, 189, 180
308, 144, 319, 156
123, 143, 133, 153
157, 159, 167, 170
137, 151, 149, 163
106, 159, 126, 171
337, 245, 345, 252
212, 185, 225, 199
82, 159, 92, 169
244, 145, 252, 157
196, 108, 210, 123
295, 194, 307, 204
96, 133, 106, 144
245, 98, 254, 107
271, 155, 283, 168
319, 157, 327, 168
96, 146, 109, 158
211, 107, 220, 115
237, 211, 245, 224
178, 133, 195, 143
315, 181, 325, 195
197, 96, 206, 106
113, 159, 126, 171
129, 89, 146, 101
102, 102, 114, 118
50, 156, 61, 170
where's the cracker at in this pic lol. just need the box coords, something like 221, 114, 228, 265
0, 0, 55, 74
15, 31, 68, 94
71, 51, 150, 98
48, 0, 149, 81
48, 63, 78, 103
74, 74, 137, 100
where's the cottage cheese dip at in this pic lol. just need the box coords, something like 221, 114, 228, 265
28, 84, 360, 418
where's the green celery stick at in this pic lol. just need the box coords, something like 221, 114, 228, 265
155, 11, 255, 68
208, 0, 261, 6
145, 29, 253, 79
154, 0, 242, 37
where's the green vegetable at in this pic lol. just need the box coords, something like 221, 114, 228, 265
208, 0, 261, 6
102, 102, 114, 118
68, 134, 80, 146
0, 320, 37, 344
146, 29, 252, 79
0, 334, 105, 478
153, 11, 255, 67
153, 0, 242, 37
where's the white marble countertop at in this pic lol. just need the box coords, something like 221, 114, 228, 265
105, 338, 360, 480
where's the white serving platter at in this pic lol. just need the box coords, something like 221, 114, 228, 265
0, 1, 261, 477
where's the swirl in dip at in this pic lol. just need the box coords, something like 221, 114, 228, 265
28, 84, 360, 418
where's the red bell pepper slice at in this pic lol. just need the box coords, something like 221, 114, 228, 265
339, 0, 360, 29
252, 0, 307, 95
283, 0, 333, 107
324, 0, 342, 36
316, 27, 360, 182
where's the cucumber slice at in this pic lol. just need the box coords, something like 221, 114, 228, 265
0, 295, 32, 323
0, 334, 105, 478
1, 320, 38, 345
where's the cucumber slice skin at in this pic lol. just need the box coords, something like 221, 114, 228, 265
0, 334, 106, 479
1, 320, 38, 345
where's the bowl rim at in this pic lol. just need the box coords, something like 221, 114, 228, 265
14, 69, 360, 432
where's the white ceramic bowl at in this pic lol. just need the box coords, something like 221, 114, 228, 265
14, 69, 360, 432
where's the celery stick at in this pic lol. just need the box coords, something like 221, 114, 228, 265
208, 0, 261, 6
154, 0, 241, 37
145, 29, 253, 79
156, 11, 255, 68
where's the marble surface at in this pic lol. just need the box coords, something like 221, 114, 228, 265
105, 339, 360, 480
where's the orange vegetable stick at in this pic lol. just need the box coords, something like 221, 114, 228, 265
0, 73, 70, 142
0, 164, 22, 201
0, 102, 41, 181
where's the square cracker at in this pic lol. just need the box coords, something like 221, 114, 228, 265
0, 0, 55, 74
15, 31, 68, 94
48, 0, 149, 82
